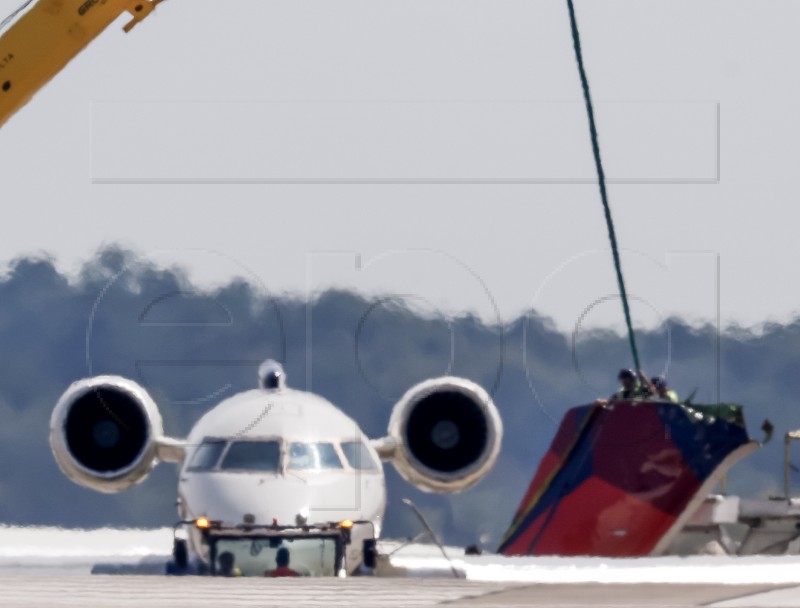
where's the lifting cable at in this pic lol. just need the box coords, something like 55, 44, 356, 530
565, 0, 641, 372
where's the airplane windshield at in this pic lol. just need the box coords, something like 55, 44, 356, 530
213, 537, 339, 577
188, 440, 226, 471
220, 441, 281, 472
340, 441, 377, 470
288, 442, 343, 470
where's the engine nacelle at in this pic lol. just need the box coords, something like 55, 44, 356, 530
49, 376, 165, 493
382, 377, 502, 494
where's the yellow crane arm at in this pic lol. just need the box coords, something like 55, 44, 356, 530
0, 0, 165, 128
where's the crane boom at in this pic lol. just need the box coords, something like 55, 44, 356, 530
0, 0, 165, 128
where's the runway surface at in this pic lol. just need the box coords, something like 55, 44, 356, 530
3, 528, 800, 607
0, 576, 798, 608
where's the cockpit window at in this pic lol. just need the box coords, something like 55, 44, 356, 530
220, 441, 281, 472
188, 440, 226, 471
340, 441, 378, 471
288, 442, 343, 470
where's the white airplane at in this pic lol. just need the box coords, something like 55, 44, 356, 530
48, 360, 502, 576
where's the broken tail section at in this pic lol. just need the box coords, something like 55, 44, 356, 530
498, 400, 753, 557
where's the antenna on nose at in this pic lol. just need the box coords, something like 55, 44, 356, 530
258, 359, 286, 391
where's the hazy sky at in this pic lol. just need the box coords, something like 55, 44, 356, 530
0, 0, 795, 333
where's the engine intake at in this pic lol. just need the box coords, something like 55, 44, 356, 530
384, 377, 502, 493
50, 376, 164, 493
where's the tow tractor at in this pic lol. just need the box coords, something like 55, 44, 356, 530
170, 518, 377, 577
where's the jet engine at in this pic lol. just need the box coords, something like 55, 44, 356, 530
378, 377, 502, 493
49, 376, 181, 493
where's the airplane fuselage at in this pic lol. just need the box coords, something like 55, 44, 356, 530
49, 360, 502, 575
177, 386, 387, 553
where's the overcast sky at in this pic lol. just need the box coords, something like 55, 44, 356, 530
0, 0, 795, 333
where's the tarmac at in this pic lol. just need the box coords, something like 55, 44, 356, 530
0, 576, 798, 608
